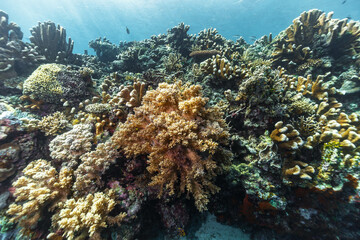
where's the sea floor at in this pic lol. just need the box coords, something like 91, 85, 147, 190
152, 213, 251, 240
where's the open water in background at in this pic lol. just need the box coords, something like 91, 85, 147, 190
1, 0, 360, 54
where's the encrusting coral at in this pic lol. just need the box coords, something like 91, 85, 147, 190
112, 81, 231, 211
6, 159, 72, 234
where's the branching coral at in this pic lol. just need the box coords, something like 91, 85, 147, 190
30, 21, 74, 62
39, 111, 70, 136
112, 81, 231, 211
272, 9, 360, 74
7, 159, 72, 234
0, 10, 45, 80
50, 190, 126, 240
162, 52, 185, 73
200, 54, 242, 80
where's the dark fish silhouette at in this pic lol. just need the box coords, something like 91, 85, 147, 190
342, 0, 346, 4
347, 15, 352, 19
126, 27, 130, 34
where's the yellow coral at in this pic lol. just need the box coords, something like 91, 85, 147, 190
7, 159, 72, 233
23, 64, 65, 103
39, 111, 70, 136
112, 81, 231, 211
51, 190, 126, 240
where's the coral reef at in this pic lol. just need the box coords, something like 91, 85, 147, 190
1, 9, 360, 240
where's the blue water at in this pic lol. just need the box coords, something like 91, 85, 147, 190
2, 0, 359, 54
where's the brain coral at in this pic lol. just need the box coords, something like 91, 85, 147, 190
112, 81, 231, 211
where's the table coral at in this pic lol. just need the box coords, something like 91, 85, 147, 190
7, 159, 72, 234
112, 81, 231, 211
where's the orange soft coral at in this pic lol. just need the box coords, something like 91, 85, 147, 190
112, 81, 231, 211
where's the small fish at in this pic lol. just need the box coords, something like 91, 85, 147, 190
233, 34, 240, 38
250, 36, 257, 41
126, 26, 130, 34
342, 0, 346, 4
178, 227, 186, 237
347, 15, 352, 20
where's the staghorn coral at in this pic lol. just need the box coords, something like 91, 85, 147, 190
30, 21, 74, 62
7, 159, 72, 234
49, 190, 126, 240
49, 124, 93, 167
112, 81, 231, 211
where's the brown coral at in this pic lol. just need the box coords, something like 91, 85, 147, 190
112, 81, 231, 211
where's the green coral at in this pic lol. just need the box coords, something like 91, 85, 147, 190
23, 64, 65, 103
